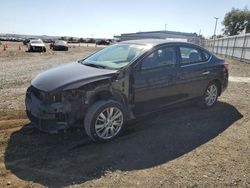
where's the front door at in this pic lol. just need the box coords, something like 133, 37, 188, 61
132, 45, 182, 114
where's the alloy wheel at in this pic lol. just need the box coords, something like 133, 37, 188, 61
205, 84, 218, 106
95, 107, 123, 139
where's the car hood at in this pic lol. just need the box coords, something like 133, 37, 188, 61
31, 62, 118, 92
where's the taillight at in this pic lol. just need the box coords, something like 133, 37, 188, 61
224, 61, 229, 70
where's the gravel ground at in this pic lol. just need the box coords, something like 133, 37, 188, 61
0, 42, 249, 188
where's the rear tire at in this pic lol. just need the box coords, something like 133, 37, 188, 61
199, 82, 219, 108
84, 100, 125, 143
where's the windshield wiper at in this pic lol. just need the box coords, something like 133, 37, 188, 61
83, 63, 106, 69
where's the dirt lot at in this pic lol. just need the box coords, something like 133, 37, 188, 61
0, 42, 249, 188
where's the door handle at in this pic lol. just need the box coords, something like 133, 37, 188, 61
202, 71, 210, 75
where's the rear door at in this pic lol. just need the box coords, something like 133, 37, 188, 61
175, 45, 212, 99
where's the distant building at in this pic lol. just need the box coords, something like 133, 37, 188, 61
114, 30, 201, 44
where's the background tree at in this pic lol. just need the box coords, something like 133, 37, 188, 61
78, 38, 86, 43
216, 34, 224, 38
223, 8, 250, 36
87, 38, 96, 43
68, 37, 74, 42
60, 36, 68, 41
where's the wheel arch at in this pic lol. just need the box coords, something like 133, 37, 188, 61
88, 89, 129, 111
84, 99, 126, 142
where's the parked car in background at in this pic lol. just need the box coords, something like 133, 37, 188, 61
50, 40, 68, 51
27, 39, 46, 52
95, 39, 110, 45
25, 39, 228, 142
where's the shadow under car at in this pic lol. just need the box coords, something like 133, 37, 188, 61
4, 102, 243, 187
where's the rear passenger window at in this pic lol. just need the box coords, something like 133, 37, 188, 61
141, 46, 177, 70
180, 46, 203, 65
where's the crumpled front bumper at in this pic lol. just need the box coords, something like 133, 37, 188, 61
25, 91, 72, 133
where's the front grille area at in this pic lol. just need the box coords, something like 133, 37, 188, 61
26, 86, 69, 133
55, 112, 66, 122
52, 93, 62, 103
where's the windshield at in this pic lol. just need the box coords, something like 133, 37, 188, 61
31, 40, 43, 44
55, 40, 67, 45
81, 44, 151, 69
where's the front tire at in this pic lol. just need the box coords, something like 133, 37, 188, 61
200, 82, 219, 108
84, 100, 125, 143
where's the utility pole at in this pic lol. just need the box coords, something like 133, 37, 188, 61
213, 17, 219, 52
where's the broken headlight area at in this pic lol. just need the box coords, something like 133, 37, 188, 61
27, 86, 86, 104
26, 86, 60, 104
26, 86, 88, 132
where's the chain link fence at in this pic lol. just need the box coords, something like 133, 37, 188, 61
204, 33, 250, 63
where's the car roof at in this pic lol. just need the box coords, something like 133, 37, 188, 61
120, 39, 199, 47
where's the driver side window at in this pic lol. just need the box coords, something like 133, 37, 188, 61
141, 46, 177, 70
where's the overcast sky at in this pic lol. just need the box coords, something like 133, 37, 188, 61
1, 0, 249, 38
